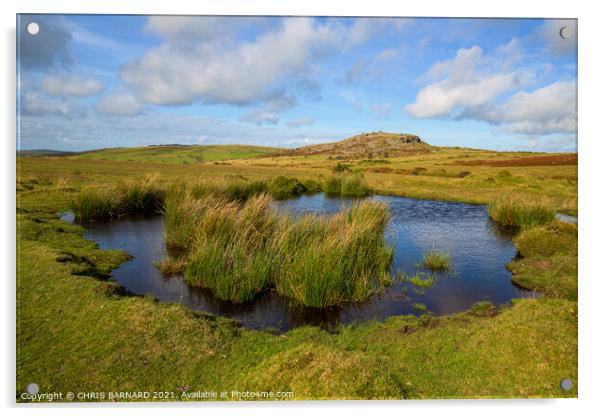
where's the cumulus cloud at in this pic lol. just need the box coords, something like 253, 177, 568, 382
42, 75, 103, 97
19, 15, 72, 69
95, 92, 144, 117
121, 17, 408, 107
463, 81, 576, 135
405, 45, 533, 119
405, 41, 576, 140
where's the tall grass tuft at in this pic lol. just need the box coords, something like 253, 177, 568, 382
419, 249, 451, 271
184, 194, 279, 303
323, 174, 343, 195
72, 180, 165, 221
160, 185, 393, 307
267, 176, 307, 200
488, 196, 555, 229
341, 173, 369, 196
272, 200, 392, 308
324, 173, 370, 197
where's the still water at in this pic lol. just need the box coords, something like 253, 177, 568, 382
62, 193, 531, 331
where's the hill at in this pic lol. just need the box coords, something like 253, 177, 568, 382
280, 131, 431, 159
64, 144, 281, 164
17, 149, 75, 157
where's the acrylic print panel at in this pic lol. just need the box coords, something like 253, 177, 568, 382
16, 14, 577, 402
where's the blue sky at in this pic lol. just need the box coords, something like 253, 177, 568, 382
17, 15, 577, 152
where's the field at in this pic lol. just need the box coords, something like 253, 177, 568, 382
62, 144, 280, 164
16, 132, 578, 400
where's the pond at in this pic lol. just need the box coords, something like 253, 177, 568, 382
62, 193, 532, 331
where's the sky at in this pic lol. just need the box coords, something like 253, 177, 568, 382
17, 15, 577, 152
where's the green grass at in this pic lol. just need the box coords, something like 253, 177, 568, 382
341, 172, 370, 196
419, 250, 451, 271
323, 174, 342, 195
413, 303, 428, 312
488, 196, 556, 229
401, 272, 435, 288
72, 179, 165, 221
272, 200, 393, 308
16, 211, 577, 399
162, 187, 393, 307
324, 173, 370, 197
69, 144, 280, 164
507, 220, 578, 301
267, 176, 307, 200
470, 301, 497, 317
16, 137, 578, 400
184, 194, 279, 303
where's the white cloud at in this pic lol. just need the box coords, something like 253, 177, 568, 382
121, 17, 408, 107
405, 42, 575, 139
406, 45, 533, 119
42, 74, 103, 97
465, 81, 576, 135
95, 92, 143, 117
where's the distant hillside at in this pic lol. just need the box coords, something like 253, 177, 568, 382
17, 149, 75, 157
66, 144, 282, 164
281, 132, 431, 159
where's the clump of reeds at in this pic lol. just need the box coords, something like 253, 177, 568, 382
323, 174, 343, 195
183, 194, 279, 303
159, 185, 393, 307
267, 176, 307, 200
400, 272, 435, 288
488, 196, 555, 229
272, 200, 392, 308
324, 173, 370, 197
72, 179, 166, 221
419, 249, 451, 271
341, 173, 370, 196
190, 178, 268, 201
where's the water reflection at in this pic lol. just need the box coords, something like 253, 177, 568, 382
62, 194, 532, 332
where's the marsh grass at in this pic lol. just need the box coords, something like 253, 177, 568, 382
419, 249, 451, 271
488, 196, 555, 229
272, 200, 393, 308
184, 194, 279, 303
72, 179, 165, 221
324, 173, 370, 197
267, 176, 307, 200
400, 272, 435, 288
160, 184, 393, 307
323, 174, 342, 195
413, 302, 428, 312
341, 173, 370, 196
